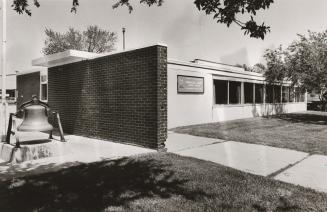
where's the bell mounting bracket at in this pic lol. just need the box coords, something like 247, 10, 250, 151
18, 95, 50, 112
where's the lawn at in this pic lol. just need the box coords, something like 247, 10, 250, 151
0, 153, 326, 211
172, 111, 327, 155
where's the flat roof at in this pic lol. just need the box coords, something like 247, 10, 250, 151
192, 59, 246, 70
31, 43, 168, 68
17, 67, 48, 76
32, 50, 101, 68
168, 58, 263, 77
168, 59, 293, 84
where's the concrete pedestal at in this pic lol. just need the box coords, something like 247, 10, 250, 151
0, 140, 70, 164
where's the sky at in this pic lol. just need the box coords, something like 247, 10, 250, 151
1, 0, 327, 79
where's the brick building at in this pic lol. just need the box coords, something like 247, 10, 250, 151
17, 44, 306, 150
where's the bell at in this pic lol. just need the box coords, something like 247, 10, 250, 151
17, 98, 53, 132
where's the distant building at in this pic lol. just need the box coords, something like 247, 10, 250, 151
0, 74, 17, 103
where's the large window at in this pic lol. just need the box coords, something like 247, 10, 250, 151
282, 86, 289, 102
295, 87, 305, 102
266, 85, 274, 103
266, 85, 282, 103
214, 80, 297, 105
289, 87, 295, 102
244, 83, 254, 104
255, 84, 264, 103
274, 86, 281, 103
214, 80, 228, 104
214, 80, 241, 104
229, 81, 241, 104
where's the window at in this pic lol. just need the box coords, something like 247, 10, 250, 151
41, 84, 48, 101
282, 86, 289, 102
255, 84, 264, 103
214, 80, 228, 104
289, 87, 295, 102
274, 86, 281, 103
300, 93, 305, 102
229, 81, 241, 104
266, 85, 274, 103
214, 80, 267, 105
295, 87, 305, 102
244, 83, 254, 104
214, 80, 241, 104
40, 74, 48, 101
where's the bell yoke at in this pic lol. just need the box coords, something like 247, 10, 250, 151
5, 95, 66, 147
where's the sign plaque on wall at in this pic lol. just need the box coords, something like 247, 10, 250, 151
177, 75, 204, 93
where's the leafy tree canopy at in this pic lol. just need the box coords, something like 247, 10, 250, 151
235, 63, 266, 73
264, 30, 327, 107
12, 0, 274, 39
42, 25, 117, 55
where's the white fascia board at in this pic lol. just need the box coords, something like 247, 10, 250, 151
168, 58, 264, 78
92, 43, 168, 59
32, 43, 167, 68
168, 59, 294, 85
32, 50, 101, 68
192, 59, 246, 72
17, 67, 47, 76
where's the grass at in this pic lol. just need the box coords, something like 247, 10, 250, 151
172, 111, 327, 155
0, 153, 327, 211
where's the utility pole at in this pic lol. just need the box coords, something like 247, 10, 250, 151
122, 27, 126, 50
1, 0, 7, 140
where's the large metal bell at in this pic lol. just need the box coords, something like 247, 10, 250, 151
17, 98, 53, 132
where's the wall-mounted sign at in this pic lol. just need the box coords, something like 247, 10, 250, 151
177, 75, 204, 93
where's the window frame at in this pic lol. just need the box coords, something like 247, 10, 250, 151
40, 74, 48, 102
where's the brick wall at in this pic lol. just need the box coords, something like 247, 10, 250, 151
48, 45, 167, 150
17, 72, 40, 108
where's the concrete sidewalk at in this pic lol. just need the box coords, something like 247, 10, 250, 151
166, 132, 327, 193
0, 133, 155, 180
275, 154, 327, 193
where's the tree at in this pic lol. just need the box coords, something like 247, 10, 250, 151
235, 63, 266, 73
263, 45, 286, 84
235, 64, 253, 72
12, 0, 274, 39
264, 30, 327, 110
252, 63, 266, 73
42, 25, 117, 55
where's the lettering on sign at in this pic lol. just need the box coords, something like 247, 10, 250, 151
177, 75, 204, 93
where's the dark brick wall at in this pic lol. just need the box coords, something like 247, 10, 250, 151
17, 72, 40, 108
48, 45, 167, 150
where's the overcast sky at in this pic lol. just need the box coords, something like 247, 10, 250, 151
1, 0, 327, 76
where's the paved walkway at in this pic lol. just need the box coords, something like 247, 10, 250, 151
166, 132, 327, 193
0, 133, 155, 180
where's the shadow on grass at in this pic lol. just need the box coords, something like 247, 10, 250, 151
270, 112, 327, 125
0, 156, 209, 211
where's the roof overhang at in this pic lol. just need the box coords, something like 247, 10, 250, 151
32, 50, 101, 68
17, 67, 48, 76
